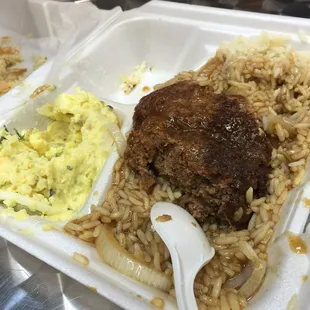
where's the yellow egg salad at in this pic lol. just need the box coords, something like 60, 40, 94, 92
0, 89, 118, 221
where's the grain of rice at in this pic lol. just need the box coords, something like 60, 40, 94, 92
246, 187, 253, 204
251, 222, 273, 239
254, 228, 269, 245
154, 252, 161, 271
145, 230, 153, 242
77, 214, 92, 223
272, 214, 280, 223
116, 221, 123, 234
121, 206, 131, 222
101, 216, 112, 223
203, 223, 209, 232
91, 212, 101, 221
199, 295, 219, 306
118, 190, 128, 200
214, 236, 239, 245
93, 224, 104, 238
259, 207, 269, 222
73, 252, 89, 266
151, 239, 159, 257
82, 220, 101, 230
137, 229, 148, 245
258, 252, 267, 260
238, 295, 248, 308
198, 303, 208, 310
235, 252, 247, 261
223, 266, 235, 277
211, 277, 223, 299
277, 189, 288, 204
64, 222, 84, 232
238, 241, 258, 261
248, 213, 257, 231
206, 264, 216, 277
154, 232, 161, 243
294, 169, 305, 185
220, 295, 231, 310
227, 293, 240, 310
110, 211, 121, 220
119, 233, 126, 248
128, 196, 143, 206
167, 186, 175, 201
261, 228, 274, 244
132, 206, 145, 213
173, 191, 182, 199
128, 233, 138, 242
96, 207, 111, 216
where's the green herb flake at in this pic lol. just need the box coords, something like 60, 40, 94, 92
49, 189, 56, 197
13, 128, 24, 140
3, 125, 9, 133
66, 165, 73, 171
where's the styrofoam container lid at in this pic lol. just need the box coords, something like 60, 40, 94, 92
0, 0, 122, 119
1, 1, 310, 310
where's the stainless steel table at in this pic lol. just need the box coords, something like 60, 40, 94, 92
0, 237, 122, 310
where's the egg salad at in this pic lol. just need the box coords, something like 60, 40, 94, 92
0, 89, 118, 221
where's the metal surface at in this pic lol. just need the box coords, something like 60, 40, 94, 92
95, 0, 310, 17
0, 237, 122, 310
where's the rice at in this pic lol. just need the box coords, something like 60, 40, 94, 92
72, 252, 89, 266
120, 61, 147, 94
64, 33, 310, 309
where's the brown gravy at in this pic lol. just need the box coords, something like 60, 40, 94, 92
287, 233, 307, 254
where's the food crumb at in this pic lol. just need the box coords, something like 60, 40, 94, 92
88, 286, 97, 293
73, 252, 89, 266
302, 275, 308, 283
136, 294, 142, 299
30, 84, 54, 99
41, 224, 55, 231
120, 61, 147, 94
303, 198, 310, 208
150, 296, 165, 309
142, 86, 151, 92
18, 227, 34, 235
156, 214, 172, 222
93, 191, 98, 197
191, 222, 197, 227
287, 232, 307, 254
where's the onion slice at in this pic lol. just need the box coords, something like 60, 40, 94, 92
225, 262, 253, 289
95, 225, 172, 292
106, 123, 126, 157
238, 241, 266, 299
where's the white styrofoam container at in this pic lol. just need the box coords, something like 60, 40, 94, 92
1, 1, 310, 309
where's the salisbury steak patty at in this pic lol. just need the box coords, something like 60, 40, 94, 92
125, 81, 272, 226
